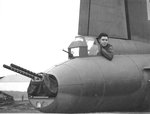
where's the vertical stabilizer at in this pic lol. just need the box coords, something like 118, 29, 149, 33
78, 0, 128, 39
78, 0, 150, 42
127, 0, 150, 42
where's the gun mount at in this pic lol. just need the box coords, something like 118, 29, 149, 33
3, 63, 58, 98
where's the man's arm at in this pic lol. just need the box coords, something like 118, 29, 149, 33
101, 45, 113, 60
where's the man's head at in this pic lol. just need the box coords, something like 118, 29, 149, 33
96, 33, 109, 47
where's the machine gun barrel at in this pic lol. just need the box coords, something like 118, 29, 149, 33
3, 64, 35, 79
3, 64, 42, 79
62, 49, 73, 58
10, 63, 42, 79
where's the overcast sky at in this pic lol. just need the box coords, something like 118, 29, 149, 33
0, 0, 80, 91
0, 0, 80, 75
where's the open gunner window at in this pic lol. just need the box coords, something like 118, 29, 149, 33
68, 36, 97, 59
68, 36, 88, 59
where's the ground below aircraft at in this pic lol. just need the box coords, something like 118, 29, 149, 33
0, 91, 14, 106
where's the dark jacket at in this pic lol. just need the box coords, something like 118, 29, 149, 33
97, 44, 114, 60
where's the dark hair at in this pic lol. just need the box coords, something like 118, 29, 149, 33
96, 33, 108, 43
97, 33, 108, 39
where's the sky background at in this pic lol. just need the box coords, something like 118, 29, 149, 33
0, 0, 80, 91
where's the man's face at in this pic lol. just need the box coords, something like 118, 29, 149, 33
99, 36, 109, 47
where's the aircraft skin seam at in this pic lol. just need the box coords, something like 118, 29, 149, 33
92, 58, 106, 111
62, 63, 83, 111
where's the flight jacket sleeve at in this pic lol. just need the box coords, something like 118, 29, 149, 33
101, 45, 114, 61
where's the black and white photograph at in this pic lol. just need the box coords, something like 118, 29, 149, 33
0, 0, 150, 113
